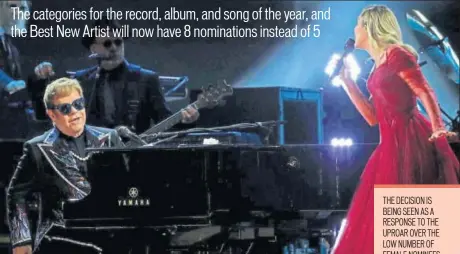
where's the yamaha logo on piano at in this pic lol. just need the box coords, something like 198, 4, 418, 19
118, 187, 150, 207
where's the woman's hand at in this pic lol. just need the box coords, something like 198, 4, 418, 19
429, 129, 458, 142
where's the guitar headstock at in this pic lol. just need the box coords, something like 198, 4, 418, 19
195, 80, 233, 109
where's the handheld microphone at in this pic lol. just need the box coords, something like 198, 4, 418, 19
330, 38, 356, 80
115, 126, 147, 146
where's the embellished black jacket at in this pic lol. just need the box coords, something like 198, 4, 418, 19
6, 125, 123, 252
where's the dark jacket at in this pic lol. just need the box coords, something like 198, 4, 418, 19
0, 34, 31, 139
0, 34, 22, 83
6, 125, 123, 252
28, 60, 173, 134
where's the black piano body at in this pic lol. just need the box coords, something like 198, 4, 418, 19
65, 145, 291, 229
3, 139, 458, 250
61, 143, 363, 252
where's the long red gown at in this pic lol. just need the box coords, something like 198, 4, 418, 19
331, 46, 460, 253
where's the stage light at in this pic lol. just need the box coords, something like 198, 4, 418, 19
325, 54, 361, 87
330, 138, 353, 147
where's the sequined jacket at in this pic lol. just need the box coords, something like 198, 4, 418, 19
5, 125, 123, 252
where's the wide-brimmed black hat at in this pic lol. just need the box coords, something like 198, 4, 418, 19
81, 16, 129, 49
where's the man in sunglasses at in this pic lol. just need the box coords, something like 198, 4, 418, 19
6, 77, 124, 254
29, 16, 199, 135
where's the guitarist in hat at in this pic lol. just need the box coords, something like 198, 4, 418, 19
29, 16, 199, 135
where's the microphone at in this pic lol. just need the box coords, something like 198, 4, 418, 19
115, 126, 147, 146
330, 38, 356, 80
88, 53, 104, 59
88, 53, 104, 79
88, 53, 111, 62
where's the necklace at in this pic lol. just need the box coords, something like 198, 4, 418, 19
69, 151, 92, 162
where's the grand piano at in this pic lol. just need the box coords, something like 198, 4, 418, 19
0, 131, 458, 253
55, 129, 366, 253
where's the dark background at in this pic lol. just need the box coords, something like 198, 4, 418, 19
1, 1, 458, 250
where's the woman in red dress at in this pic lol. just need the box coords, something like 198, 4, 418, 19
331, 5, 459, 253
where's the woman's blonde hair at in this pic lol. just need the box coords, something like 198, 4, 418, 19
43, 77, 83, 108
359, 5, 418, 59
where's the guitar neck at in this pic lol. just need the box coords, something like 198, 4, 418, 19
122, 80, 233, 147
142, 101, 199, 137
